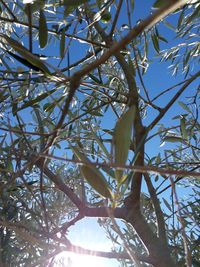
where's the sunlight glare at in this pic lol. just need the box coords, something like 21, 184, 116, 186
54, 251, 107, 267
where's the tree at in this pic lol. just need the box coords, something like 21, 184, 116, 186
0, 0, 199, 266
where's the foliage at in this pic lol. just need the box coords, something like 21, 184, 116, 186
0, 1, 199, 267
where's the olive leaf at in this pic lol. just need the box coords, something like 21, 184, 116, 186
101, 11, 111, 23
163, 135, 185, 143
180, 117, 188, 140
1, 34, 50, 75
131, 0, 135, 11
63, 0, 88, 6
151, 33, 160, 53
178, 101, 191, 113
113, 105, 136, 182
71, 146, 112, 199
17, 88, 57, 111
39, 9, 48, 49
24, 0, 45, 14
60, 28, 66, 58
153, 0, 166, 8
7, 51, 40, 71
89, 127, 110, 158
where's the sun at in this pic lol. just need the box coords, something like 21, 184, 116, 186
53, 251, 107, 267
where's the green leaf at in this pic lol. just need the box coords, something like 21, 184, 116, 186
60, 29, 66, 58
24, 0, 45, 14
43, 96, 64, 113
128, 55, 136, 76
180, 117, 188, 140
153, 0, 166, 8
113, 106, 136, 182
177, 9, 185, 30
7, 51, 40, 71
89, 110, 103, 116
6, 160, 13, 172
185, 5, 200, 25
63, 0, 88, 6
18, 89, 57, 111
88, 73, 102, 84
12, 102, 18, 116
0, 90, 8, 102
163, 135, 184, 143
43, 102, 55, 113
156, 153, 161, 165
163, 198, 172, 211
101, 11, 111, 23
96, 0, 102, 8
64, 5, 75, 17
163, 21, 176, 31
1, 34, 50, 75
71, 146, 112, 199
130, 0, 134, 12
39, 9, 48, 49
27, 180, 38, 186
155, 175, 159, 182
81, 165, 112, 198
151, 33, 160, 53
178, 101, 191, 113
90, 128, 110, 158
101, 166, 115, 178
157, 35, 168, 43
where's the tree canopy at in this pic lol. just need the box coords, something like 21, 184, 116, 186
0, 1, 199, 266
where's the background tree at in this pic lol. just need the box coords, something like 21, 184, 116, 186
0, 0, 199, 266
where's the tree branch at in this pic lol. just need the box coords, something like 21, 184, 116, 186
86, 5, 145, 208
123, 205, 176, 267
57, 238, 152, 264
84, 206, 126, 219
144, 173, 168, 246
149, 70, 200, 130
0, 16, 106, 48
73, 0, 189, 78
33, 153, 200, 178
35, 158, 83, 210
109, 0, 123, 37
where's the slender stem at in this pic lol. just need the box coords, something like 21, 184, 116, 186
144, 173, 168, 246
27, 4, 33, 53
0, 0, 17, 20
110, 0, 123, 36
149, 71, 200, 131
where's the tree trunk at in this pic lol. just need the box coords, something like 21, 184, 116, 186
124, 199, 176, 267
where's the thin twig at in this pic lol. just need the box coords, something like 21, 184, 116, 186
25, 153, 200, 178
27, 4, 33, 53
0, 0, 17, 20
110, 0, 123, 36
105, 208, 144, 267
149, 70, 200, 130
